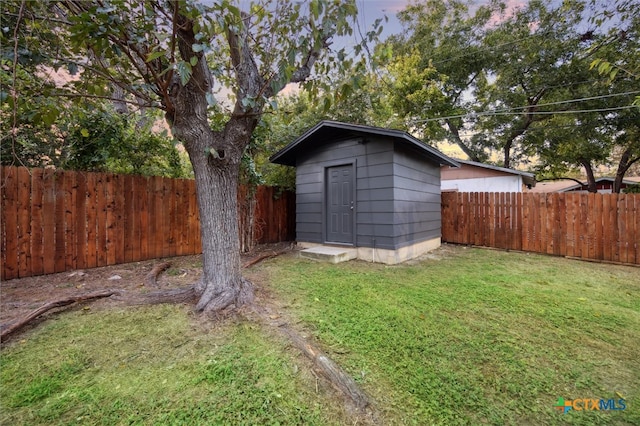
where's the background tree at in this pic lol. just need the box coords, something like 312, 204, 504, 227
384, 0, 503, 161
5, 0, 367, 313
382, 0, 638, 191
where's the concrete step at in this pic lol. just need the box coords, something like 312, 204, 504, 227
300, 246, 358, 264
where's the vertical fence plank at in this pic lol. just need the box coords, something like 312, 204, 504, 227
494, 193, 501, 249
549, 193, 562, 256
617, 195, 627, 264
564, 194, 575, 258
63, 170, 76, 271
138, 175, 150, 261
632, 195, 639, 264
480, 191, 487, 246
169, 178, 178, 257
602, 194, 612, 261
85, 172, 98, 268
53, 171, 66, 272
75, 172, 87, 269
586, 193, 596, 259
112, 173, 125, 265
153, 176, 165, 259
189, 179, 201, 253
2, 167, 19, 279
41, 169, 57, 274
104, 173, 116, 266
578, 194, 589, 260
123, 174, 135, 263
17, 167, 32, 277
514, 192, 523, 251
469, 192, 477, 246
522, 194, 535, 251
180, 179, 191, 253
146, 175, 156, 260
593, 193, 604, 260
440, 192, 451, 242
1, 167, 8, 280
95, 172, 108, 266
174, 179, 184, 256
30, 168, 44, 276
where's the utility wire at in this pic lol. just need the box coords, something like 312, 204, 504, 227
410, 100, 638, 125
480, 90, 640, 113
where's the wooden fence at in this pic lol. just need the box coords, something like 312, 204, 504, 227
1, 166, 295, 280
441, 192, 639, 265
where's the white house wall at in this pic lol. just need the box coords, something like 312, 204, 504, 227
441, 176, 523, 192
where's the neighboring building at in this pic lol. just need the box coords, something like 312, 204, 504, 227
441, 159, 536, 192
529, 177, 640, 193
270, 120, 458, 264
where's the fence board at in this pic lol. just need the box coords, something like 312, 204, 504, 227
617, 195, 628, 264
75, 172, 88, 269
86, 172, 98, 269
41, 170, 56, 274
123, 174, 134, 263
17, 167, 32, 277
53, 171, 66, 273
2, 167, 18, 279
30, 168, 44, 276
629, 197, 640, 264
63, 170, 75, 271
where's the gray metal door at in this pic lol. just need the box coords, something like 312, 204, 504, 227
326, 165, 354, 244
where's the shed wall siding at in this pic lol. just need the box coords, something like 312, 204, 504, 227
392, 144, 442, 248
294, 136, 442, 251
295, 137, 395, 246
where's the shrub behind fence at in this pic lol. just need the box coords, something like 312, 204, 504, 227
1, 166, 295, 280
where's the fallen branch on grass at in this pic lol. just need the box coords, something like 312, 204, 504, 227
0, 290, 118, 343
248, 304, 375, 420
242, 247, 292, 269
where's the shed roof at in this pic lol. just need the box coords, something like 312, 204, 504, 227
269, 120, 459, 167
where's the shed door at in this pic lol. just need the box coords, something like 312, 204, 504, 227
326, 165, 354, 244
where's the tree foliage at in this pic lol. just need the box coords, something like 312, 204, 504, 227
382, 0, 639, 191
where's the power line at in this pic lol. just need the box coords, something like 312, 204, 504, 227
483, 105, 636, 116
484, 90, 640, 114
409, 97, 638, 125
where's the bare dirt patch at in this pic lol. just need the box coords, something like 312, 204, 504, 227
0, 242, 293, 326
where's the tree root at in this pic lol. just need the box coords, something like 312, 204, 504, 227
242, 247, 291, 269
1, 290, 119, 343
144, 262, 172, 287
195, 278, 255, 315
247, 304, 377, 422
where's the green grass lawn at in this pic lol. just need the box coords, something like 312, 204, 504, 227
0, 305, 345, 425
2, 246, 638, 425
262, 246, 639, 425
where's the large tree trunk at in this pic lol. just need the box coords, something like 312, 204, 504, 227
189, 150, 253, 313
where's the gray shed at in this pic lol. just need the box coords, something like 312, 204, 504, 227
270, 120, 458, 264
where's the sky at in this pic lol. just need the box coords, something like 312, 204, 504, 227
354, 0, 533, 41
